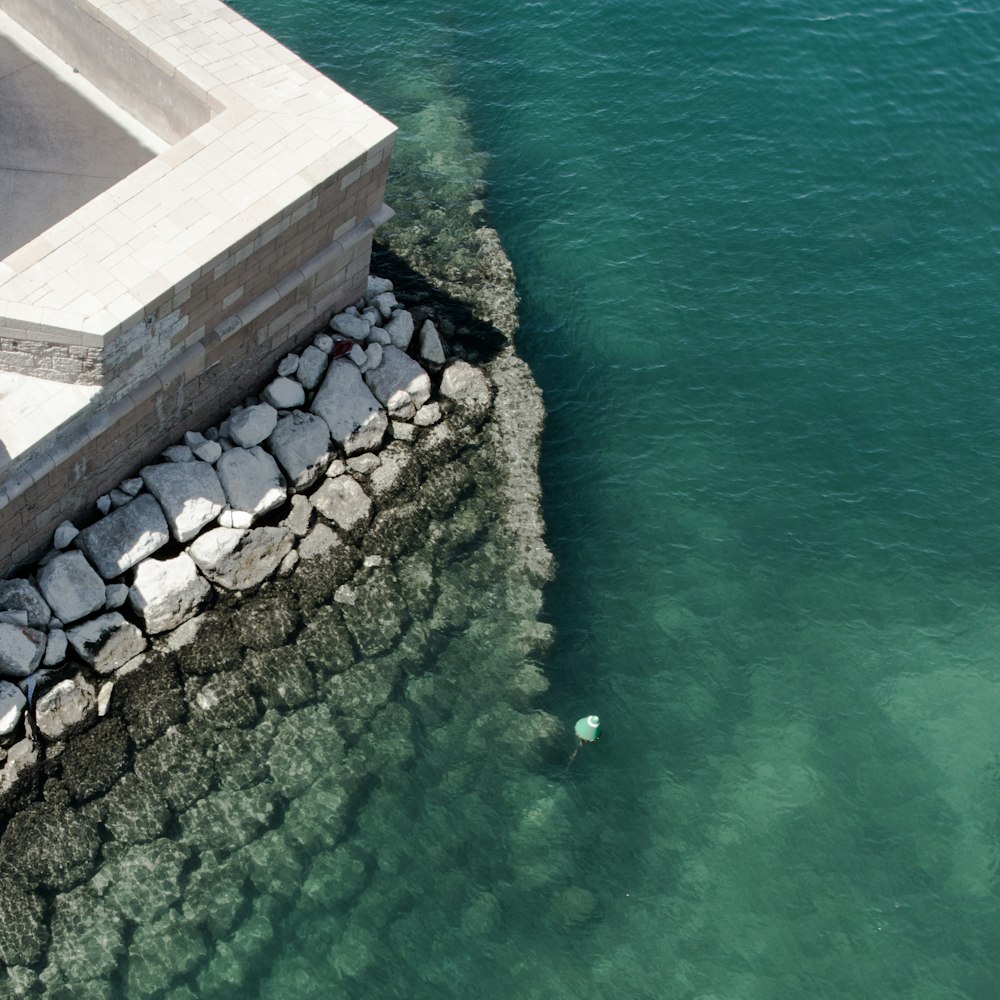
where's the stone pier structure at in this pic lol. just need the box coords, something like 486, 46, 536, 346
0, 0, 395, 575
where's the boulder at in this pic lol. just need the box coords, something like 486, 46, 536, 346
440, 360, 493, 412
311, 476, 372, 534
53, 520, 79, 549
188, 527, 294, 591
35, 675, 97, 741
66, 613, 148, 675
364, 345, 431, 419
373, 291, 398, 319
228, 403, 278, 449
162, 445, 194, 463
296, 345, 329, 391
366, 274, 393, 297
74, 494, 170, 580
263, 377, 305, 410
43, 629, 67, 667
311, 359, 387, 455
0, 579, 50, 627
277, 353, 299, 377
215, 447, 287, 521
419, 319, 446, 364
0, 623, 44, 679
192, 439, 222, 464
129, 554, 211, 635
141, 460, 226, 543
0, 681, 25, 736
384, 310, 414, 350
104, 584, 129, 609
37, 551, 106, 624
313, 333, 334, 354
365, 343, 383, 371
414, 401, 443, 427
267, 411, 331, 492
368, 326, 391, 346
330, 313, 371, 340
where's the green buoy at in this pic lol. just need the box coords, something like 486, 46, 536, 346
566, 714, 602, 771
575, 715, 602, 743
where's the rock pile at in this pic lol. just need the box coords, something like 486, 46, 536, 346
0, 276, 494, 795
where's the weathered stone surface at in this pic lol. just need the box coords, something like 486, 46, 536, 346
216, 446, 287, 521
311, 476, 372, 534
57, 717, 129, 804
373, 290, 398, 318
267, 411, 331, 491
192, 438, 222, 463
263, 376, 305, 410
419, 319, 446, 364
53, 520, 79, 549
37, 551, 106, 624
280, 494, 313, 537
0, 579, 50, 627
330, 312, 371, 339
298, 523, 341, 561
162, 445, 194, 463
277, 353, 299, 377
346, 452, 380, 475
313, 332, 334, 353
44, 628, 68, 666
188, 526, 294, 591
104, 583, 129, 609
0, 624, 45, 679
66, 613, 148, 675
365, 342, 383, 371
0, 681, 25, 736
311, 359, 388, 455
366, 274, 393, 297
364, 345, 431, 418
441, 359, 493, 411
74, 494, 170, 580
141, 460, 226, 542
296, 344, 329, 390
368, 441, 419, 503
130, 554, 211, 634
385, 309, 414, 350
228, 403, 278, 449
414, 401, 442, 426
35, 674, 97, 741
368, 326, 391, 346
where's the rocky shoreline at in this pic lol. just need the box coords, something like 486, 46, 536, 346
0, 236, 557, 991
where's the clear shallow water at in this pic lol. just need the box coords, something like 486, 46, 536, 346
214, 1, 1000, 996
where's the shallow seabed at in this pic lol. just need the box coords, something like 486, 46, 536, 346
34, 0, 1000, 995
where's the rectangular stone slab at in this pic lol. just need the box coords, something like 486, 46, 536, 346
74, 494, 170, 580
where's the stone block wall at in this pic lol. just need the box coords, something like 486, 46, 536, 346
0, 220, 381, 574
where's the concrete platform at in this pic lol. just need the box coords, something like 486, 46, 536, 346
0, 13, 164, 260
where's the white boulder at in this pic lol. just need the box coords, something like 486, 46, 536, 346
267, 411, 331, 492
330, 313, 371, 340
364, 345, 431, 419
188, 526, 294, 591
296, 345, 330, 391
440, 360, 493, 411
0, 681, 25, 736
0, 579, 51, 627
35, 675, 97, 741
74, 494, 170, 579
228, 403, 278, 449
263, 377, 306, 410
419, 320, 446, 365
129, 553, 211, 634
141, 460, 226, 543
311, 360, 388, 455
0, 623, 45, 679
66, 612, 148, 674
384, 310, 414, 350
215, 446, 287, 521
37, 551, 106, 623
53, 520, 79, 549
311, 475, 372, 533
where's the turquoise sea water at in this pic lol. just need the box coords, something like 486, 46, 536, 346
220, 2, 1000, 996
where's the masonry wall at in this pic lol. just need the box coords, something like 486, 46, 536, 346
0, 221, 379, 575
